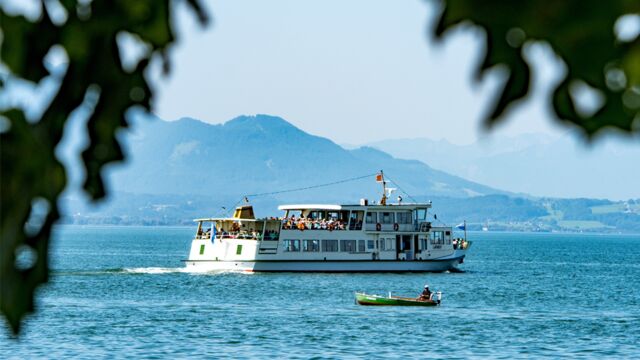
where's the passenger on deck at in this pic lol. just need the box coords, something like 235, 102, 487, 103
418, 284, 432, 301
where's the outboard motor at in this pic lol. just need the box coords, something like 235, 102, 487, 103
436, 291, 442, 304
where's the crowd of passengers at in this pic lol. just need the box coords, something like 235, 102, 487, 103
282, 215, 354, 231
452, 238, 469, 250
198, 228, 279, 240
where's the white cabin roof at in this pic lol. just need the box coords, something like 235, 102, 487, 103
278, 203, 432, 211
278, 204, 343, 211
193, 217, 279, 222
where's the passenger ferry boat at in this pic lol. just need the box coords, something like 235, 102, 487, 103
185, 174, 471, 272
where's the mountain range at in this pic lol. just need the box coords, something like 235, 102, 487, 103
60, 114, 640, 232
364, 134, 640, 200
107, 114, 503, 200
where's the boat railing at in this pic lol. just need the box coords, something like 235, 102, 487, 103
195, 233, 211, 240
196, 231, 279, 241
348, 221, 363, 230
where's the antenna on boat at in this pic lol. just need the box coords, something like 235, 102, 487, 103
376, 170, 387, 205
464, 220, 467, 242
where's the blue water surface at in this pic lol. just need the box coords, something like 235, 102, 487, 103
2, 227, 640, 358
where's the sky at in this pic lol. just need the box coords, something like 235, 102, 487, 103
153, 0, 568, 146
2, 0, 639, 200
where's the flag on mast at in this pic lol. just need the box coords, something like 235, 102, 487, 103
456, 223, 466, 230
376, 173, 384, 182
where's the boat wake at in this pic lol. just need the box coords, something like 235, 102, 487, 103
54, 267, 255, 276
121, 267, 190, 274
120, 267, 254, 275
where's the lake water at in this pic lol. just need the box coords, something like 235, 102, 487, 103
2, 227, 640, 358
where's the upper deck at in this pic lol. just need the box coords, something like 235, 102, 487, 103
279, 202, 434, 233
193, 201, 443, 243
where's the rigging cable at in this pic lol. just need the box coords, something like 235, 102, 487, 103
223, 172, 378, 216
245, 172, 378, 197
383, 175, 419, 203
385, 174, 447, 226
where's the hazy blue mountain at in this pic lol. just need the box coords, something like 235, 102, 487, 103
105, 114, 504, 204
58, 114, 640, 232
366, 135, 640, 200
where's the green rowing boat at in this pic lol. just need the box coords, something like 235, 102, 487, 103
355, 292, 440, 306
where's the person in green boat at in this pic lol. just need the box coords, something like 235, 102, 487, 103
418, 285, 432, 301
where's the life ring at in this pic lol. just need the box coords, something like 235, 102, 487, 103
393, 223, 399, 231
376, 223, 381, 231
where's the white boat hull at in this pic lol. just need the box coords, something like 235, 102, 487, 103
184, 256, 465, 273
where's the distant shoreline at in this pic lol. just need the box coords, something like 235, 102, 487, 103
52, 223, 640, 236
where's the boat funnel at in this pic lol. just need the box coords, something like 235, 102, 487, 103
233, 205, 255, 219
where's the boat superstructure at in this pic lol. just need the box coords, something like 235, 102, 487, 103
185, 198, 471, 272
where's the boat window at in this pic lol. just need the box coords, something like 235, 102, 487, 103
196, 222, 203, 238
263, 230, 279, 240
430, 231, 444, 244
397, 212, 412, 224
420, 237, 428, 250
358, 240, 365, 252
321, 239, 338, 252
366, 212, 376, 224
303, 239, 320, 252
349, 211, 364, 230
381, 212, 393, 224
283, 239, 300, 252
367, 240, 374, 250
340, 240, 356, 252
415, 209, 427, 221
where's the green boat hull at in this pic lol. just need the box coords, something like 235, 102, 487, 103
355, 292, 439, 306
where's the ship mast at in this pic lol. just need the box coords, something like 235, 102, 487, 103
378, 170, 387, 206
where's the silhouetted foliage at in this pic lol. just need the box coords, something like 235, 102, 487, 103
2, 0, 639, 337
0, 0, 208, 335
433, 0, 640, 138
